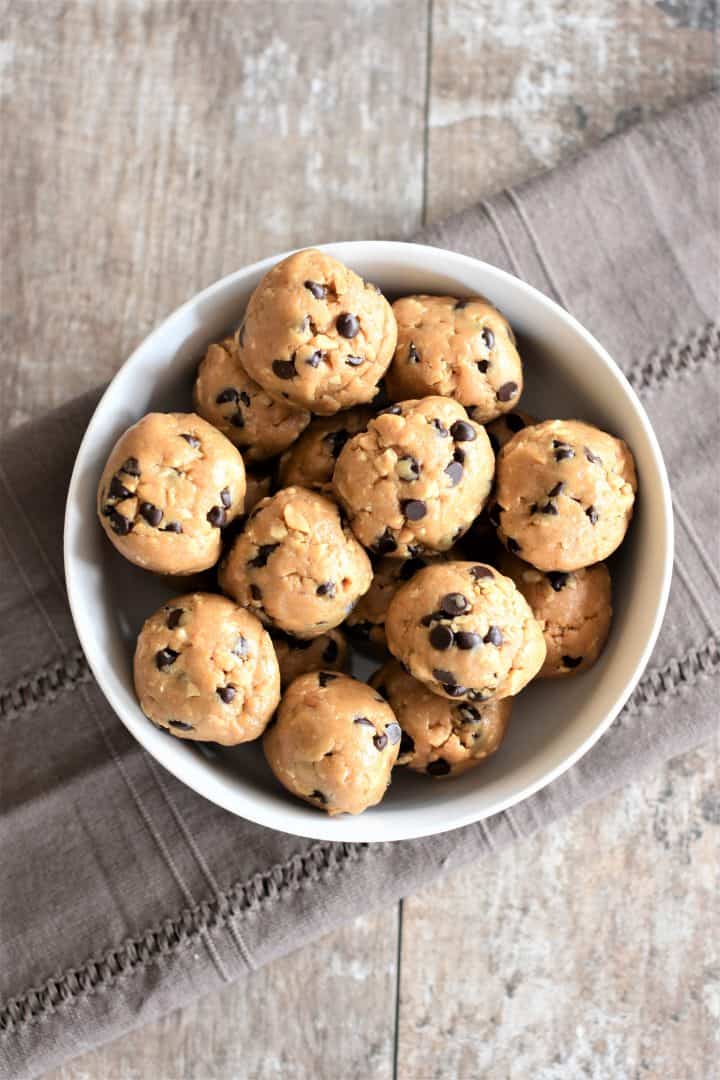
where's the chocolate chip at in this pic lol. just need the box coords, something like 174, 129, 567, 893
506, 537, 521, 554
555, 447, 575, 462
272, 358, 297, 380
481, 327, 495, 349
139, 502, 163, 527
166, 608, 183, 629
483, 625, 503, 646
401, 499, 427, 521
427, 758, 451, 776
354, 715, 374, 726
108, 509, 133, 535
453, 447, 466, 465
548, 482, 565, 497
168, 720, 193, 731
162, 521, 183, 533
400, 731, 415, 756
547, 571, 568, 592
399, 556, 427, 581
250, 584, 262, 601
408, 342, 421, 363
540, 502, 559, 515
444, 461, 464, 486
373, 733, 388, 751
455, 298, 469, 310
216, 387, 239, 405
562, 655, 583, 669
316, 581, 336, 598
120, 457, 140, 476
217, 685, 236, 703
470, 565, 493, 580
233, 635, 249, 657
432, 668, 457, 686
304, 280, 327, 299
230, 411, 245, 428
458, 704, 482, 723
373, 528, 398, 555
455, 631, 480, 650
466, 688, 491, 702
336, 313, 359, 338
441, 592, 470, 616
505, 413, 526, 433
386, 722, 402, 745
450, 420, 476, 442
476, 359, 490, 373
378, 404, 402, 416
346, 355, 364, 367
396, 455, 421, 482
306, 350, 324, 368
497, 381, 518, 402
488, 432, 500, 454
432, 418, 449, 437
322, 638, 339, 663
207, 506, 227, 527
530, 503, 539, 515
248, 543, 279, 568
181, 433, 200, 448
219, 487, 232, 508
318, 672, 339, 688
430, 625, 454, 650
155, 647, 179, 670
586, 505, 599, 525
585, 446, 602, 465
109, 475, 132, 500
310, 789, 328, 804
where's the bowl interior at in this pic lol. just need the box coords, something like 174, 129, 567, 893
64, 241, 672, 842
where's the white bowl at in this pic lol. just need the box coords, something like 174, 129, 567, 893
64, 241, 673, 843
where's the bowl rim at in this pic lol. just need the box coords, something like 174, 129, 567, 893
64, 240, 674, 843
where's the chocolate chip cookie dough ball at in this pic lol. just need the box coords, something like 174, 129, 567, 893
193, 336, 311, 463
498, 550, 612, 679
385, 295, 523, 423
494, 419, 637, 572
385, 561, 546, 703
263, 672, 401, 815
278, 406, 374, 491
333, 398, 494, 559
372, 661, 512, 777
240, 249, 397, 415
219, 487, 372, 638
98, 413, 246, 575
273, 628, 348, 688
134, 593, 280, 745
484, 410, 537, 453
346, 551, 454, 647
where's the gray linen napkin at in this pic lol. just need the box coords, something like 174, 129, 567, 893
1, 94, 718, 1080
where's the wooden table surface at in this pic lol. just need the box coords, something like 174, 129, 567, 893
3, 3, 718, 1078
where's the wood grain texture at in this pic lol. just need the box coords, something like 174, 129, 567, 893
3, 0, 717, 1077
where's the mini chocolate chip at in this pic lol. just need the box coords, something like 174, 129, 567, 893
354, 715, 374, 726
400, 731, 415, 756
155, 647, 179, 670
441, 592, 470, 616
318, 672, 339, 688
323, 429, 350, 460
304, 280, 327, 299
432, 668, 457, 686
207, 506, 227, 527
483, 625, 503, 646
233, 635, 249, 657
373, 733, 388, 751
458, 704, 482, 723
555, 447, 575, 462
336, 312, 359, 338
408, 342, 421, 363
220, 487, 232, 508
120, 457, 140, 476
481, 327, 495, 349
322, 638, 339, 663
400, 556, 427, 581
373, 528, 398, 555
470, 565, 493, 579
432, 418, 449, 436
453, 448, 466, 465
397, 454, 421, 481
540, 502, 559, 515
346, 355, 364, 367
168, 720, 193, 731
497, 381, 518, 402
562, 655, 583, 669
476, 359, 490, 373
548, 482, 565, 497
488, 503, 503, 527
216, 387, 239, 405
239, 390, 251, 407
586, 505, 599, 525
450, 420, 476, 442
401, 499, 427, 521
430, 625, 454, 650
547, 571, 569, 591
585, 446, 602, 465
310, 789, 328, 804
109, 475, 132, 500
455, 298, 470, 310
108, 509, 133, 535
250, 584, 262, 601
217, 685, 236, 703
466, 688, 491, 702
455, 631, 481, 650
505, 413, 526, 433
272, 358, 297, 380
488, 432, 500, 454
316, 581, 336, 598
248, 542, 279, 568
166, 608, 183, 629
427, 758, 451, 776
162, 521, 183, 533
444, 461, 464, 486
306, 350, 324, 368
384, 723, 401, 746
230, 411, 245, 428
506, 537, 521, 553
378, 404, 403, 417
139, 502, 163, 527
181, 433, 200, 448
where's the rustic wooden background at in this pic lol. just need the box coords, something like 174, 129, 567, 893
3, 2, 718, 1078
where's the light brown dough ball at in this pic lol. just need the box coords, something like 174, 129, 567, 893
497, 550, 612, 678
219, 486, 372, 638
372, 660, 512, 777
346, 551, 455, 647
134, 593, 280, 745
193, 337, 311, 463
385, 295, 523, 422
239, 249, 397, 414
98, 412, 246, 575
273, 629, 348, 688
494, 419, 637, 571
484, 409, 537, 453
385, 561, 546, 703
278, 406, 374, 490
333, 397, 494, 559
263, 672, 401, 815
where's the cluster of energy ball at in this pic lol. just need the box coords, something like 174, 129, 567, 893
98, 249, 637, 816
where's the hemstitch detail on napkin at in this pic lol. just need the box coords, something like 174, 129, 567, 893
626, 319, 718, 394
0, 840, 368, 1034
0, 649, 91, 723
